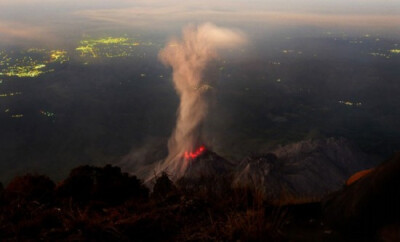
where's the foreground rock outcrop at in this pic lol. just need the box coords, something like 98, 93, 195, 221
323, 152, 400, 232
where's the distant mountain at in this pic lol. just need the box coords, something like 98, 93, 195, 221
234, 138, 378, 204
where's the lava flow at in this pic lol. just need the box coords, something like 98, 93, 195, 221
184, 146, 206, 159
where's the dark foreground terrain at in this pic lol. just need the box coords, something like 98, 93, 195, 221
0, 152, 400, 241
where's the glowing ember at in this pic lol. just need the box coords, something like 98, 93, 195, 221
184, 146, 206, 159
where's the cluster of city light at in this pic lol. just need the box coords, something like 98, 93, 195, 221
0, 49, 68, 78
338, 100, 362, 106
0, 92, 22, 97
76, 37, 141, 58
50, 50, 69, 63
2, 64, 47, 77
40, 110, 55, 117
369, 52, 390, 58
369, 49, 400, 59
2, 109, 55, 119
0, 35, 155, 79
0, 35, 158, 123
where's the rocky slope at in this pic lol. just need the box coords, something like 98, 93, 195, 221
182, 149, 234, 179
234, 138, 378, 204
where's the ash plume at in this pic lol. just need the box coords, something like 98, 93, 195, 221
156, 23, 246, 178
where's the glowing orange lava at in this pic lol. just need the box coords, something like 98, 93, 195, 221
184, 146, 206, 159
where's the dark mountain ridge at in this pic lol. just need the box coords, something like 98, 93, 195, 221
234, 138, 378, 204
0, 138, 397, 241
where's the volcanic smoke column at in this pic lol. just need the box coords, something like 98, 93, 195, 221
158, 23, 246, 178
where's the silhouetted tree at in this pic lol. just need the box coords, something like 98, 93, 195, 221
57, 164, 149, 205
5, 174, 55, 203
152, 172, 176, 200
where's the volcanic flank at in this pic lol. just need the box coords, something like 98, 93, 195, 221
154, 23, 246, 179
181, 147, 233, 180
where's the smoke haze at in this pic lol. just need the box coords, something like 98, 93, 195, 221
156, 23, 246, 178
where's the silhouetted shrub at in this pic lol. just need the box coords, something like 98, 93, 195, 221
117, 211, 179, 241
5, 174, 55, 203
152, 172, 176, 200
57, 164, 149, 205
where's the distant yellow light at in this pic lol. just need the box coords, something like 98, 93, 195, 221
34, 64, 46, 69
0, 92, 22, 97
282, 50, 294, 54
338, 100, 362, 106
390, 49, 400, 54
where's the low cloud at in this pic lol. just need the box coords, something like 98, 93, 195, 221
0, 21, 56, 45
75, 7, 400, 30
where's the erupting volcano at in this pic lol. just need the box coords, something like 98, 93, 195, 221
153, 23, 246, 179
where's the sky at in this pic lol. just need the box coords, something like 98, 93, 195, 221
0, 0, 399, 45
